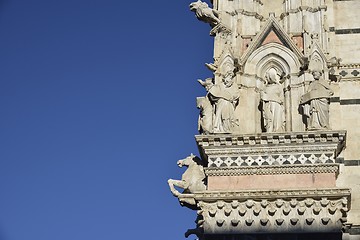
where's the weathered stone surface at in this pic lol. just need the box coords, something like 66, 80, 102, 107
207, 173, 336, 191
169, 0, 360, 238
181, 189, 351, 234
196, 131, 346, 167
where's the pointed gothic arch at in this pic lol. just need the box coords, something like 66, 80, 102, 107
244, 43, 302, 79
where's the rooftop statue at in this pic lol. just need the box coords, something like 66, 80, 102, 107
300, 70, 334, 130
260, 68, 285, 133
189, 0, 220, 27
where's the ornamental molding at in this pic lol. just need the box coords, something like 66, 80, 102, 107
340, 77, 360, 82
339, 63, 360, 68
197, 194, 348, 234
204, 144, 337, 155
207, 152, 336, 167
196, 131, 346, 148
239, 16, 305, 67
194, 188, 351, 201
280, 5, 327, 19
205, 164, 339, 176
226, 9, 264, 21
174, 188, 351, 215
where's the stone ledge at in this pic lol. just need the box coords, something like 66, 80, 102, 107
205, 164, 339, 176
196, 131, 346, 148
196, 131, 346, 167
199, 195, 348, 234
189, 188, 351, 234
192, 188, 351, 201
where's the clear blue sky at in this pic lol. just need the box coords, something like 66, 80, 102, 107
0, 0, 215, 239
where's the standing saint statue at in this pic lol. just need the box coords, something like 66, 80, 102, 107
300, 70, 334, 130
260, 68, 285, 132
197, 78, 214, 134
207, 71, 240, 133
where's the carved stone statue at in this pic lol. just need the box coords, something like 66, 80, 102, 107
189, 0, 220, 27
300, 70, 334, 130
168, 154, 206, 197
260, 68, 285, 132
197, 78, 214, 134
197, 96, 213, 134
208, 71, 240, 133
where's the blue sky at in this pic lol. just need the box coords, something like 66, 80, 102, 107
0, 0, 215, 239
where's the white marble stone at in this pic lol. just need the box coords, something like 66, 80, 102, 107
169, 0, 360, 238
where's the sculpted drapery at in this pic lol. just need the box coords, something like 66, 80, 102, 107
260, 68, 285, 133
208, 72, 240, 133
300, 71, 334, 130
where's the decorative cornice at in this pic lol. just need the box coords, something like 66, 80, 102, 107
334, 65, 360, 81
175, 188, 351, 214
197, 131, 346, 167
226, 9, 264, 21
205, 164, 339, 176
194, 188, 351, 201
335, 28, 360, 35
205, 145, 337, 155
339, 77, 360, 82
196, 131, 346, 148
280, 6, 327, 19
339, 63, 360, 68
197, 192, 349, 234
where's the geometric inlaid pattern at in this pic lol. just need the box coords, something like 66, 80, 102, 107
208, 153, 335, 167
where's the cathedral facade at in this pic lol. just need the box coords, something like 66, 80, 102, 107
169, 0, 360, 239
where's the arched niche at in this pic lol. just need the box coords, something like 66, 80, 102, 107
244, 43, 301, 77
236, 43, 304, 133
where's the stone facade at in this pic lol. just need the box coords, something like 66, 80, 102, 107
169, 0, 360, 239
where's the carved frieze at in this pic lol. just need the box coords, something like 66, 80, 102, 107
196, 131, 346, 167
196, 131, 346, 147
198, 196, 348, 234
205, 164, 339, 176
208, 152, 335, 167
179, 189, 351, 236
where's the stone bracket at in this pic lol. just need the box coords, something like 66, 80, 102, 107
192, 188, 351, 234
